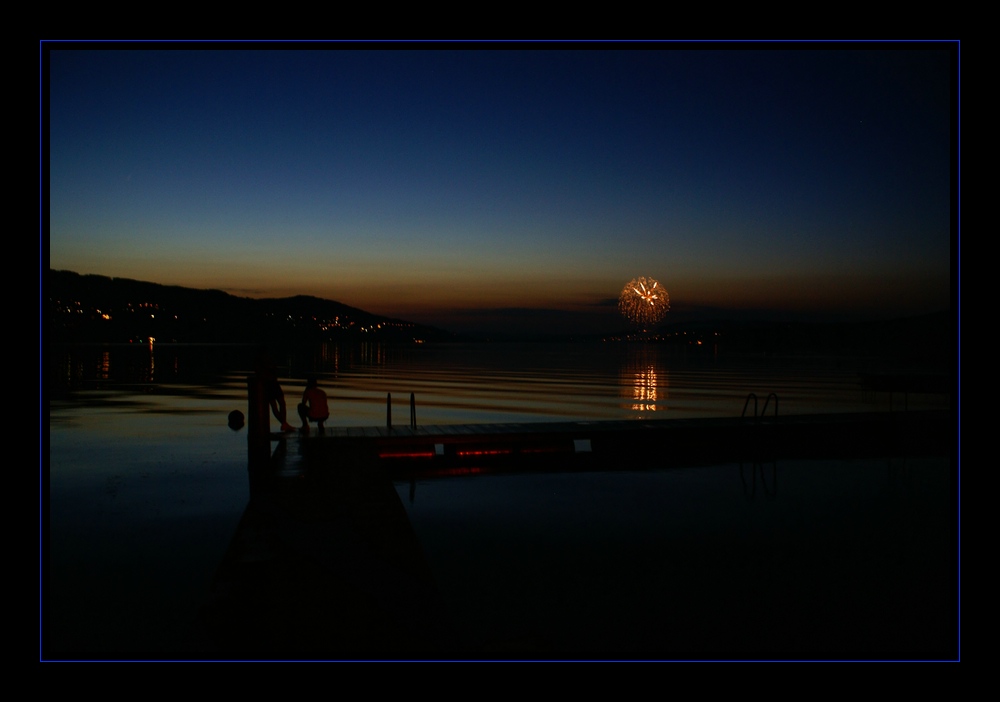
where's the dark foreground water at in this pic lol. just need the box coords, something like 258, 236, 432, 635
44, 342, 956, 659
397, 459, 954, 656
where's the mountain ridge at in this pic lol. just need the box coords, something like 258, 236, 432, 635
46, 269, 457, 343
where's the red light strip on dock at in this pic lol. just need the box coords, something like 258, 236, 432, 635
455, 448, 513, 457
378, 450, 435, 459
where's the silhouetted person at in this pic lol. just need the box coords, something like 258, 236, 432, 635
298, 376, 330, 434
255, 349, 296, 432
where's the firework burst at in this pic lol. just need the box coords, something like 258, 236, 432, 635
619, 276, 670, 329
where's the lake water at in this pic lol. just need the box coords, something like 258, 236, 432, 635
43, 341, 955, 659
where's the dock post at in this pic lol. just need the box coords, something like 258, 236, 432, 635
247, 373, 271, 496
387, 392, 392, 430
410, 392, 416, 430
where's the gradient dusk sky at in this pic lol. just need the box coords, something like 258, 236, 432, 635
45, 44, 956, 336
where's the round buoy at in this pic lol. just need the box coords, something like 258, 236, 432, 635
228, 409, 245, 430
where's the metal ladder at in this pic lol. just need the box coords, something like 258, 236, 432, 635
742, 392, 779, 420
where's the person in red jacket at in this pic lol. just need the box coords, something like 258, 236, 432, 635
298, 376, 330, 434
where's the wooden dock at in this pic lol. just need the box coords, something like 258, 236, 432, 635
276, 409, 953, 478
191, 375, 952, 657
193, 438, 458, 655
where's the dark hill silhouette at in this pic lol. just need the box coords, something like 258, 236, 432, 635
46, 269, 953, 362
46, 270, 456, 344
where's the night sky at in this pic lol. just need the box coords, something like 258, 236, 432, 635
45, 44, 955, 336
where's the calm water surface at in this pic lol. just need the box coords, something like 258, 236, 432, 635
44, 342, 954, 657
396, 458, 953, 655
